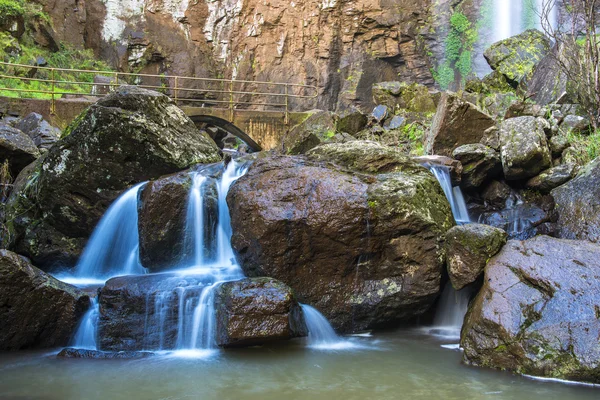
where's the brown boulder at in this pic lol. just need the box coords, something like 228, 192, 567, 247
0, 250, 89, 350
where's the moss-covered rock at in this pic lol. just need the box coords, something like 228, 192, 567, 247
283, 110, 351, 155
461, 236, 600, 384
3, 86, 221, 270
445, 224, 506, 290
228, 142, 454, 332
372, 82, 437, 113
452, 144, 502, 189
525, 163, 577, 193
484, 29, 551, 86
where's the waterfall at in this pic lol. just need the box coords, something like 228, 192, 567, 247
71, 297, 99, 350
427, 165, 470, 225
430, 284, 472, 340
70, 183, 147, 282
300, 304, 355, 350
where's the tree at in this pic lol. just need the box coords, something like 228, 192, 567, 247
540, 0, 600, 129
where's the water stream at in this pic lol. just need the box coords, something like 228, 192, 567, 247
71, 297, 99, 350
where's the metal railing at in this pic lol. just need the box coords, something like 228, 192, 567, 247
0, 61, 319, 125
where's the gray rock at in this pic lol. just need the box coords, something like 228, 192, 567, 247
499, 117, 552, 180
0, 125, 40, 177
385, 115, 406, 131
371, 105, 389, 124
13, 112, 61, 151
481, 180, 512, 209
283, 110, 338, 155
335, 108, 368, 135
452, 144, 502, 189
461, 236, 600, 383
561, 115, 590, 134
445, 224, 507, 290
525, 164, 577, 193
549, 134, 570, 157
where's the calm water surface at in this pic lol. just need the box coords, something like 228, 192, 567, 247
0, 330, 598, 400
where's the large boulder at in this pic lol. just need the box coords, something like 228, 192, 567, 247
552, 158, 600, 243
524, 44, 576, 106
484, 29, 551, 86
445, 224, 507, 290
452, 144, 502, 189
13, 112, 61, 151
0, 249, 89, 350
461, 236, 600, 383
228, 141, 454, 332
525, 163, 577, 193
0, 125, 40, 178
98, 274, 305, 351
499, 117, 552, 180
426, 93, 495, 157
283, 110, 350, 155
372, 82, 437, 113
214, 278, 307, 347
4, 87, 221, 270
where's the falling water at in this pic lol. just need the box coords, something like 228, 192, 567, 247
428, 165, 470, 225
430, 284, 472, 340
185, 174, 207, 268
70, 183, 147, 282
300, 304, 356, 350
71, 297, 99, 350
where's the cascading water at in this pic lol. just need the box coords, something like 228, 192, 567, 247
65, 183, 147, 283
71, 297, 99, 350
300, 304, 355, 350
427, 165, 470, 225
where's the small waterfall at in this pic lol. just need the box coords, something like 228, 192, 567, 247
301, 304, 355, 350
185, 174, 207, 268
71, 297, 99, 350
430, 284, 471, 340
427, 165, 470, 225
71, 183, 147, 281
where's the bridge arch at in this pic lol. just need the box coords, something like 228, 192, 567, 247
189, 115, 262, 153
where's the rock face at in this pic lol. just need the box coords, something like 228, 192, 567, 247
484, 29, 551, 86
214, 278, 307, 347
0, 250, 89, 350
228, 141, 454, 332
0, 125, 40, 178
426, 93, 495, 157
461, 236, 600, 383
499, 117, 552, 180
445, 224, 506, 291
525, 164, 577, 193
552, 158, 600, 243
13, 112, 61, 151
283, 111, 339, 154
98, 274, 305, 350
38, 0, 439, 111
452, 144, 502, 189
4, 87, 221, 270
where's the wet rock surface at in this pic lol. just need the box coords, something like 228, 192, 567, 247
214, 278, 307, 348
445, 224, 507, 290
552, 158, 600, 243
228, 141, 454, 332
525, 164, 577, 193
426, 93, 495, 157
57, 348, 154, 359
461, 236, 600, 383
4, 87, 221, 270
0, 250, 89, 350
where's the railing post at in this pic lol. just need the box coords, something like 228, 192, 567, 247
114, 72, 119, 91
174, 76, 179, 105
50, 68, 56, 115
228, 80, 234, 122
284, 84, 289, 126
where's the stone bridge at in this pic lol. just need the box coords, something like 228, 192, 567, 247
0, 62, 318, 151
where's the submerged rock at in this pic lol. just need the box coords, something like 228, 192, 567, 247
0, 250, 89, 350
499, 117, 552, 180
445, 224, 506, 290
461, 236, 600, 383
426, 93, 495, 157
214, 278, 307, 347
228, 141, 454, 332
0, 125, 40, 178
4, 87, 221, 270
552, 158, 600, 243
57, 348, 154, 359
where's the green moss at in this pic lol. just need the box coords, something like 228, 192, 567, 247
0, 0, 25, 24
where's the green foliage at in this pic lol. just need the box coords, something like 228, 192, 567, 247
434, 11, 478, 89
0, 0, 25, 25
565, 129, 600, 166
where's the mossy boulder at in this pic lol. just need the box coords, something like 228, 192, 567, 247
214, 278, 307, 347
484, 29, 551, 86
552, 158, 600, 243
445, 224, 506, 290
525, 164, 577, 193
335, 107, 368, 135
0, 249, 89, 350
4, 86, 221, 270
283, 110, 352, 155
461, 236, 600, 384
499, 116, 552, 180
372, 82, 437, 113
228, 141, 454, 332
452, 144, 502, 189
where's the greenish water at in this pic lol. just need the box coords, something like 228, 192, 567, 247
0, 330, 598, 400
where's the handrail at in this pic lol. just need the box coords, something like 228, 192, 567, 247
0, 61, 319, 124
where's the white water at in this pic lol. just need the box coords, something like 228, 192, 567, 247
71, 297, 99, 350
70, 183, 147, 281
491, 0, 558, 43
300, 304, 356, 350
428, 166, 470, 225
